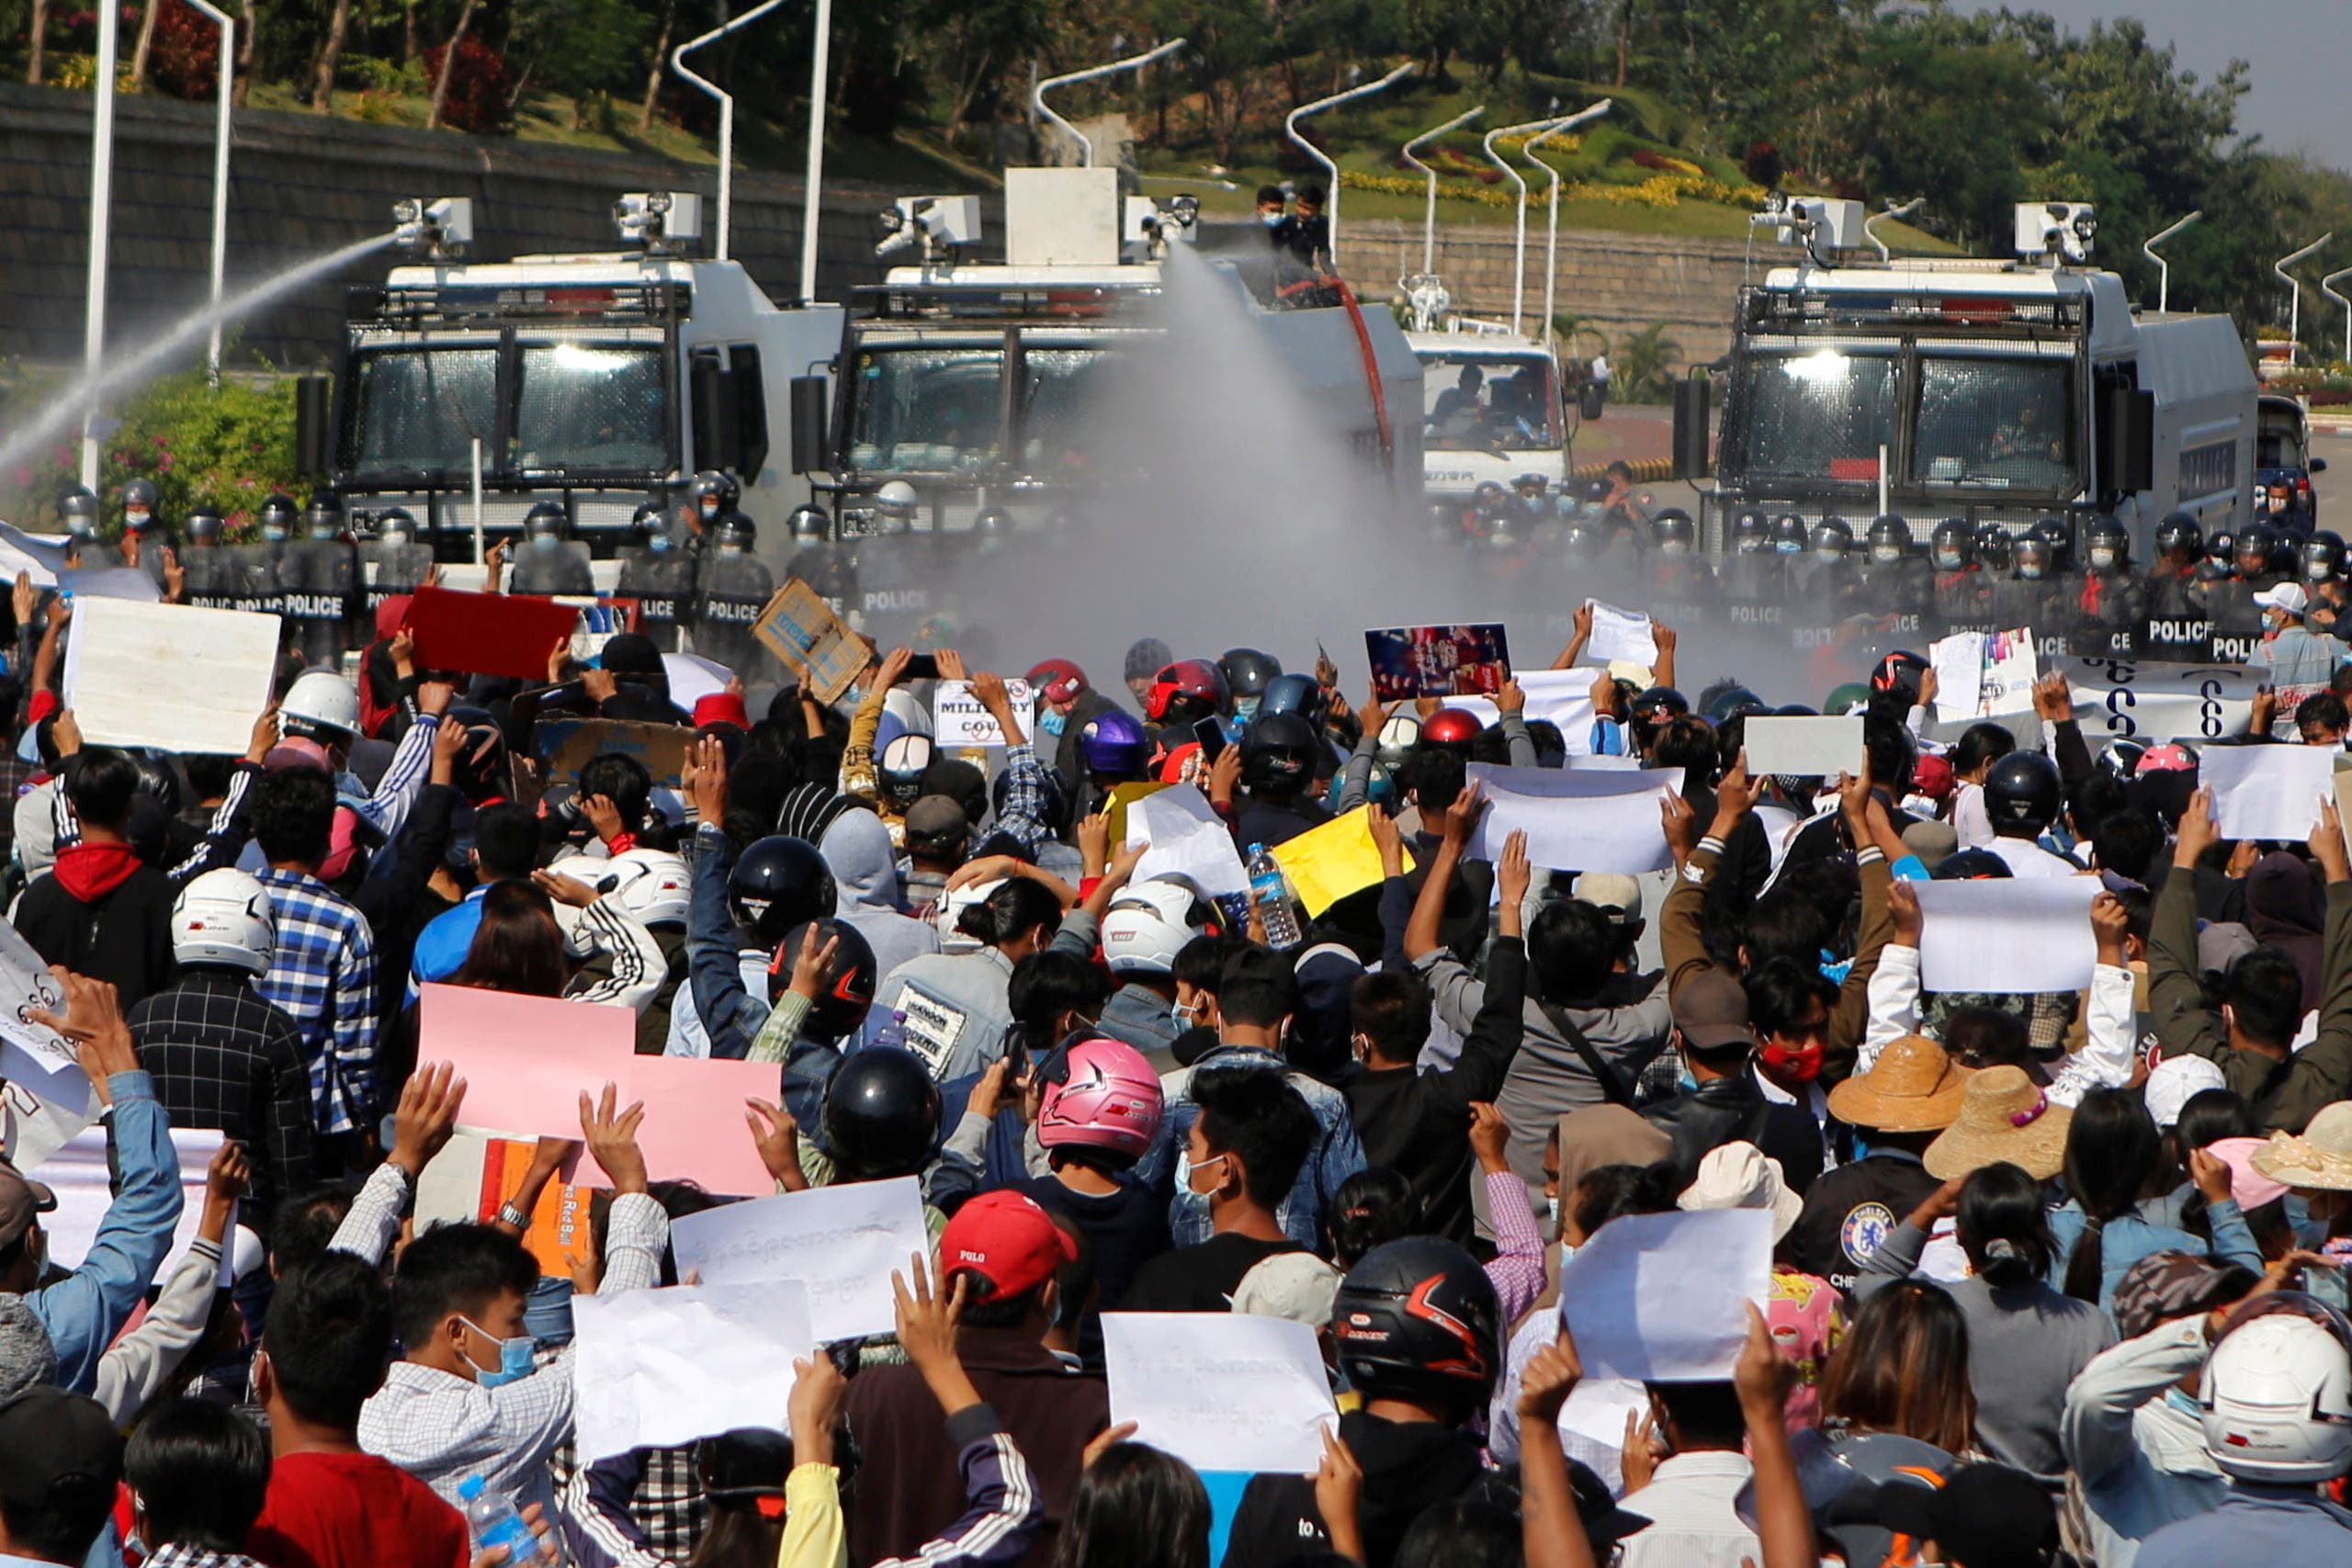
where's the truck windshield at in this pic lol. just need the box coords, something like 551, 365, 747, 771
1016, 347, 1118, 473
1725, 346, 1896, 483
848, 347, 1003, 472
2258, 402, 2310, 470
1421, 352, 1556, 451
1911, 355, 2074, 491
345, 347, 498, 474
513, 342, 666, 472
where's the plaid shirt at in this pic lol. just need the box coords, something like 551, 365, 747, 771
992, 742, 1055, 858
127, 968, 317, 1233
254, 867, 380, 1134
142, 1547, 267, 1568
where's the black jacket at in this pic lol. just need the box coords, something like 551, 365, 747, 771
17, 856, 177, 1009
1641, 1073, 1825, 1194
1223, 1409, 1484, 1568
1786, 1152, 1941, 1295
1346, 937, 1528, 1243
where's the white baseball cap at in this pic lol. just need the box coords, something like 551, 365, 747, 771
2253, 581, 2311, 617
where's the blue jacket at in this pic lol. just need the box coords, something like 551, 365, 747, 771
2049, 1196, 2264, 1314
30, 1072, 184, 1394
1157, 1043, 1364, 1250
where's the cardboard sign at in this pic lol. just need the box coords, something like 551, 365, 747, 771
538, 718, 695, 790
1364, 624, 1511, 701
61, 598, 280, 755
752, 578, 868, 704
669, 1178, 931, 1341
404, 585, 583, 682
931, 679, 1035, 749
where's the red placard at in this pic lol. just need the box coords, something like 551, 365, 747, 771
404, 585, 583, 681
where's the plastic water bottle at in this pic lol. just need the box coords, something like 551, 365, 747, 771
869, 1009, 909, 1052
458, 1474, 537, 1562
1247, 842, 1302, 949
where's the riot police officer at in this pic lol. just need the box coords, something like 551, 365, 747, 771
617, 500, 694, 650
1928, 518, 1991, 633
785, 502, 858, 618
177, 505, 236, 610
119, 477, 172, 591
1790, 516, 1856, 616
2143, 512, 2205, 625
360, 507, 433, 619
280, 493, 357, 666
506, 502, 595, 596
2074, 513, 2143, 656
2302, 530, 2349, 639
1992, 532, 2062, 632
1643, 507, 1711, 622
1859, 513, 1933, 627
694, 512, 775, 674
854, 479, 938, 640
1716, 509, 1783, 629
57, 485, 119, 568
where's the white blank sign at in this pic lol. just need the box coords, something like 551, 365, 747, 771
1558, 1209, 1771, 1382
2201, 743, 2335, 842
1741, 716, 1864, 780
1464, 762, 1679, 874
1102, 1311, 1336, 1474
62, 598, 279, 754
571, 1281, 813, 1461
1914, 876, 2101, 994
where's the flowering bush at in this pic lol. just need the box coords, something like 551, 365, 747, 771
148, 0, 224, 100
423, 34, 514, 134
1340, 165, 1762, 211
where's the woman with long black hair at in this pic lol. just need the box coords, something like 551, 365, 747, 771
2049, 1089, 2263, 1312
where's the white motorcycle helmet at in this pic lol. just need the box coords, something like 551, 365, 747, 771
281, 670, 361, 743
594, 849, 692, 929
1101, 878, 1203, 976
2199, 1295, 2352, 1484
936, 878, 1003, 955
171, 868, 277, 976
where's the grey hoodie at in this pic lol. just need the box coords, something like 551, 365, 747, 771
820, 808, 940, 988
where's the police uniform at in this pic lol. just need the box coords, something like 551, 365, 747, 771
277, 539, 356, 665
616, 545, 695, 651
507, 541, 597, 597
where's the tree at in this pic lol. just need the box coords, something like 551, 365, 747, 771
425, 0, 476, 129
311, 0, 356, 111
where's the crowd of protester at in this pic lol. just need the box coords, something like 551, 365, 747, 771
8, 501, 2352, 1568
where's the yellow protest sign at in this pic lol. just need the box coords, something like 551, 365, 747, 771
1103, 780, 1170, 848
1269, 807, 1408, 919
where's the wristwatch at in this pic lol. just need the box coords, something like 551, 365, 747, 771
496, 1201, 529, 1229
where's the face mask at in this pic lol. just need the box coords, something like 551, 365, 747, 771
1545, 1195, 1562, 1229
1178, 1151, 1228, 1197
1871, 545, 1900, 563
1935, 548, 1962, 570
647, 532, 673, 553
719, 543, 744, 558
700, 498, 720, 521
1234, 697, 1261, 724
2018, 561, 2044, 581
65, 516, 93, 537
262, 525, 288, 543
381, 531, 408, 547
1659, 540, 1690, 558
1762, 1037, 1826, 1083
1776, 538, 1804, 556
531, 532, 560, 552
459, 1315, 536, 1388
2088, 547, 2116, 570
1261, 210, 1285, 227
1737, 536, 1766, 555
126, 509, 151, 530
2312, 563, 2335, 582
1039, 709, 1068, 737
1171, 998, 1201, 1028
1676, 1055, 1700, 1093
310, 525, 339, 541
1814, 546, 1843, 563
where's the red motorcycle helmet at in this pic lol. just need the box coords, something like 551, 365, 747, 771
1144, 659, 1230, 724
1419, 707, 1483, 751
1026, 658, 1086, 706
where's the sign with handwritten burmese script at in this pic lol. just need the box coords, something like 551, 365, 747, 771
667, 1177, 928, 1340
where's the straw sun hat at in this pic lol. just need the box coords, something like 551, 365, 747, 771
1826, 1035, 1972, 1134
2251, 1102, 2352, 1192
1924, 1066, 2073, 1180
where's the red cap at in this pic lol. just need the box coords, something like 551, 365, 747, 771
694, 692, 752, 731
1911, 752, 1954, 801
937, 1190, 1076, 1300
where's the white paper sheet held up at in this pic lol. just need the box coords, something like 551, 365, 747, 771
572, 1281, 814, 1461
2200, 743, 2335, 841
1102, 1312, 1336, 1475
1740, 716, 1864, 780
1912, 876, 2101, 994
1928, 632, 1986, 723
61, 598, 279, 755
1582, 601, 1658, 667
1444, 671, 1598, 754
1126, 784, 1250, 898
931, 679, 1034, 748
0, 917, 76, 1081
1464, 762, 1680, 874
35, 1125, 233, 1286
668, 1178, 928, 1342
1557, 1209, 1771, 1381
661, 652, 732, 712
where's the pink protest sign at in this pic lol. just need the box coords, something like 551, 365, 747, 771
616, 1055, 785, 1198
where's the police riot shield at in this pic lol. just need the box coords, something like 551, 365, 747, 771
360, 543, 434, 618
616, 547, 695, 651
785, 543, 860, 622
692, 553, 776, 677
277, 539, 357, 666
65, 539, 124, 570
175, 544, 240, 612
225, 544, 287, 622
851, 537, 940, 645
506, 541, 596, 598
121, 536, 171, 593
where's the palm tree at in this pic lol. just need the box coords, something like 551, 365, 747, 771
1612, 322, 1682, 402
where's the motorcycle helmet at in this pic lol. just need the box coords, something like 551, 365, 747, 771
1144, 660, 1230, 726
1077, 712, 1151, 779
1871, 650, 1929, 704
726, 836, 837, 942
819, 1048, 942, 1178
1330, 1238, 1502, 1405
1240, 712, 1319, 795
1258, 672, 1328, 729
590, 848, 692, 929
2198, 1293, 2352, 1484
1220, 649, 1283, 716
1419, 708, 1482, 754
877, 734, 935, 809
2096, 739, 2147, 783
1037, 1036, 1165, 1159
1866, 513, 1911, 565
1026, 659, 1086, 707
1628, 686, 1689, 730
1983, 751, 2063, 835
170, 868, 276, 976
1100, 879, 1208, 977
764, 917, 877, 1042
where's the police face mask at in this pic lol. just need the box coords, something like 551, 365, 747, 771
125, 508, 152, 532
1659, 540, 1690, 558
1776, 538, 1804, 557
2018, 559, 2046, 581
1261, 209, 1285, 227
1935, 547, 1962, 570
2090, 547, 2118, 571
310, 524, 339, 542
459, 1315, 536, 1388
1736, 536, 1766, 555
380, 529, 408, 547
647, 532, 673, 553
1871, 544, 1901, 564
718, 542, 745, 558
531, 532, 560, 552
262, 524, 288, 543
2312, 561, 2335, 582
1814, 546, 1843, 564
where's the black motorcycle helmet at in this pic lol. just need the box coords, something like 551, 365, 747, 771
1808, 516, 1852, 558
1240, 712, 1319, 795
184, 504, 224, 545
1219, 649, 1283, 707
765, 918, 877, 1042
304, 492, 345, 542
1871, 649, 1929, 704
1330, 1238, 1502, 1407
1650, 508, 1696, 556
1929, 518, 1973, 571
1628, 686, 1689, 729
2237, 523, 2276, 576
2097, 739, 2147, 782
2155, 511, 2203, 561
1732, 510, 1770, 555
1984, 751, 2064, 836
120, 476, 161, 532
2031, 515, 2074, 570
523, 500, 568, 544
1973, 522, 2014, 572
1865, 514, 1910, 565
130, 751, 181, 818
820, 1047, 942, 1179
691, 468, 741, 525
2085, 514, 2130, 572
2304, 530, 2346, 584
2013, 536, 2053, 581
1258, 671, 1329, 729
727, 836, 837, 943
256, 492, 300, 539
57, 485, 101, 537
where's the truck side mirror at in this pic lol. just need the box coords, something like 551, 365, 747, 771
1671, 375, 1711, 480
2099, 384, 2154, 496
294, 375, 334, 477
790, 377, 830, 475
692, 355, 741, 476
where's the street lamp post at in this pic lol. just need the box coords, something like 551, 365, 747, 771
2276, 233, 2334, 367
2143, 209, 2201, 315
79, 0, 122, 490
1400, 107, 1483, 278
1521, 100, 1611, 347
1282, 62, 1414, 272
672, 0, 794, 264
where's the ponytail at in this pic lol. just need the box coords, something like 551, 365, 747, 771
2063, 1215, 2107, 1303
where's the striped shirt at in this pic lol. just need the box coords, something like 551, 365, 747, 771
255, 867, 380, 1134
